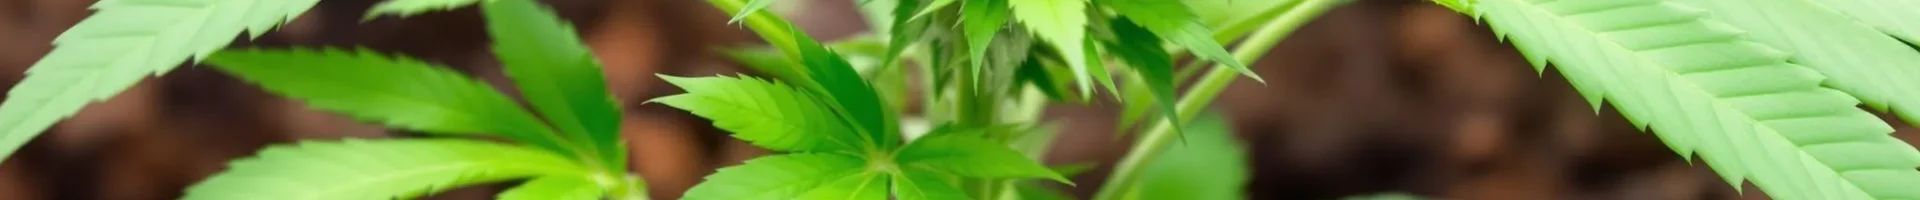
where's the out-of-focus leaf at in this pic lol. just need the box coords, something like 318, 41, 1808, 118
1131, 112, 1248, 200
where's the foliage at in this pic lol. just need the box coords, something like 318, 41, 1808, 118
1444, 0, 1920, 199
181, 139, 590, 200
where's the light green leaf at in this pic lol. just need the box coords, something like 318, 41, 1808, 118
896, 135, 1068, 183
0, 0, 319, 162
1082, 37, 1120, 100
912, 0, 959, 20
962, 0, 1012, 85
1132, 112, 1246, 200
366, 0, 484, 18
1103, 0, 1259, 82
791, 26, 902, 149
1010, 0, 1093, 96
204, 48, 577, 157
1813, 0, 1920, 46
1681, 0, 1920, 131
731, 0, 776, 24
182, 139, 587, 200
797, 172, 889, 200
1666, 0, 1920, 198
499, 176, 605, 200
483, 0, 626, 170
652, 75, 863, 153
1105, 19, 1181, 136
1470, 0, 1920, 199
894, 169, 972, 200
683, 153, 866, 200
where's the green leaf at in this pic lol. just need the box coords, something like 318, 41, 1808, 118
893, 169, 972, 200
1010, 0, 1094, 96
1082, 38, 1120, 100
1102, 0, 1260, 82
797, 172, 889, 200
1013, 183, 1075, 200
499, 176, 606, 200
731, 0, 776, 24
1132, 112, 1247, 200
366, 0, 484, 18
1470, 0, 1920, 199
884, 0, 932, 73
1105, 19, 1181, 136
483, 0, 626, 171
651, 75, 863, 153
962, 0, 1012, 85
1813, 0, 1920, 46
912, 0, 960, 20
683, 153, 866, 200
0, 0, 320, 162
720, 46, 807, 82
1673, 0, 1920, 133
791, 27, 902, 149
182, 139, 587, 200
204, 48, 577, 157
896, 135, 1068, 183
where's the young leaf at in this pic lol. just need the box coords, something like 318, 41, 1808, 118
1102, 0, 1260, 82
204, 48, 579, 157
682, 153, 866, 200
893, 169, 972, 200
498, 176, 606, 200
796, 172, 889, 200
1470, 0, 1920, 199
962, 0, 1012, 84
1105, 19, 1181, 135
651, 75, 863, 153
0, 0, 319, 161
1009, 0, 1095, 96
791, 27, 902, 149
366, 0, 485, 18
1672, 0, 1920, 132
182, 139, 588, 200
896, 135, 1068, 183
1132, 112, 1247, 200
484, 0, 627, 171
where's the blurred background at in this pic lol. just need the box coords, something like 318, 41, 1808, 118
1, 0, 1914, 199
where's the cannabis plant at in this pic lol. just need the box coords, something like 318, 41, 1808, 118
4, 0, 1920, 198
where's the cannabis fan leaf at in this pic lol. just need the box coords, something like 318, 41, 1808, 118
0, 0, 321, 161
182, 139, 591, 200
1456, 0, 1920, 199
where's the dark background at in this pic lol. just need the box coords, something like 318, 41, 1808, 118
2, 0, 1906, 199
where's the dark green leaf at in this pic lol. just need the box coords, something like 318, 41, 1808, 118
204, 48, 575, 157
484, 0, 626, 171
1104, 0, 1260, 82
1105, 19, 1183, 136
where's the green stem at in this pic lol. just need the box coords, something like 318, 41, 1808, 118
704, 0, 800, 58
1090, 0, 1341, 199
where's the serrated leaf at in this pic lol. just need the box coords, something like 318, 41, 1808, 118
797, 172, 889, 200
1471, 0, 1920, 199
896, 135, 1068, 183
1133, 112, 1246, 200
182, 139, 587, 200
1665, 0, 1920, 198
0, 0, 320, 162
651, 75, 863, 153
962, 0, 1011, 86
682, 153, 866, 200
1102, 0, 1259, 82
731, 0, 776, 24
1009, 0, 1094, 96
499, 176, 605, 200
366, 0, 483, 18
1813, 0, 1920, 46
204, 48, 578, 157
1105, 19, 1182, 136
894, 169, 972, 200
791, 26, 902, 149
1678, 0, 1920, 133
1082, 38, 1120, 100
483, 0, 626, 171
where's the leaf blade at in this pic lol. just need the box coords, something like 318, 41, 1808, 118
182, 139, 587, 200
498, 175, 606, 200
896, 135, 1068, 183
682, 153, 867, 200
483, 0, 627, 171
1010, 0, 1094, 96
1103, 0, 1260, 82
894, 169, 972, 200
651, 75, 863, 153
796, 172, 889, 200
366, 0, 484, 18
204, 48, 577, 157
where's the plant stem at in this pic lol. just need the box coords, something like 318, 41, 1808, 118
704, 0, 800, 57
1090, 0, 1341, 199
